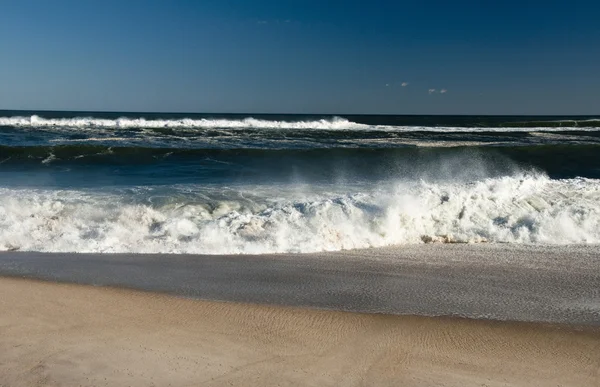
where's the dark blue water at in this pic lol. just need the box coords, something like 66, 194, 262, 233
1, 111, 600, 188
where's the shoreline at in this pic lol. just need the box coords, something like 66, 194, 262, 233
2, 244, 599, 325
1, 276, 599, 387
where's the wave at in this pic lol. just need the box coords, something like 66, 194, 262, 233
1, 174, 599, 254
0, 115, 369, 130
1, 115, 600, 132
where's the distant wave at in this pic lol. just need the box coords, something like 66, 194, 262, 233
0, 115, 369, 130
1, 174, 599, 254
1, 115, 599, 131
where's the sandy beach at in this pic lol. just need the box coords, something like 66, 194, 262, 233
1, 276, 599, 387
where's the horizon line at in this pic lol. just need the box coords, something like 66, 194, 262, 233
0, 108, 598, 118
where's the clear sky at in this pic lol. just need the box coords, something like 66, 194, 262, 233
0, 0, 598, 114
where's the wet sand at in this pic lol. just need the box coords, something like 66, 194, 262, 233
1, 277, 599, 387
1, 244, 599, 324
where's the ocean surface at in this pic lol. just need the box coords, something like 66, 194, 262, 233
1, 111, 599, 254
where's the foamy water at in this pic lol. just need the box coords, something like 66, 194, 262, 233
1, 115, 599, 132
1, 174, 598, 254
0, 115, 370, 130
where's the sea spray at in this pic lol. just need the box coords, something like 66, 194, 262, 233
1, 174, 599, 254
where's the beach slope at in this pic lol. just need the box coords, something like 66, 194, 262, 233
1, 277, 599, 387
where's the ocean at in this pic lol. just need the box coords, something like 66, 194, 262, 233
1, 111, 599, 254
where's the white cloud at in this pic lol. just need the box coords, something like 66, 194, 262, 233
440, 89, 447, 94
258, 19, 293, 25
401, 82, 409, 87
428, 89, 436, 94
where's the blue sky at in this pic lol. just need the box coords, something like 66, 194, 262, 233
0, 0, 598, 114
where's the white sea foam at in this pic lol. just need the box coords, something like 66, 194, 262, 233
1, 115, 599, 132
0, 115, 368, 130
1, 174, 599, 254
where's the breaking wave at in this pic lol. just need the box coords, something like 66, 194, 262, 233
0, 115, 368, 130
1, 115, 599, 132
1, 174, 599, 254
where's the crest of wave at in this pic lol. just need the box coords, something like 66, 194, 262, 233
3, 115, 600, 132
0, 115, 368, 130
0, 174, 599, 254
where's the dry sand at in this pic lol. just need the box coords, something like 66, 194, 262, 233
1, 277, 598, 387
